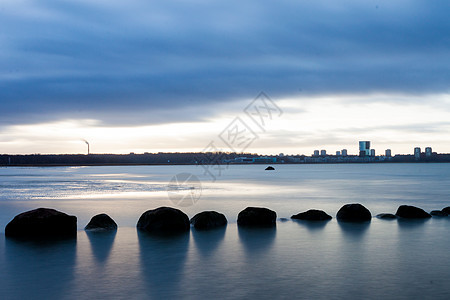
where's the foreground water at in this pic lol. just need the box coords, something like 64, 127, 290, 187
0, 164, 450, 299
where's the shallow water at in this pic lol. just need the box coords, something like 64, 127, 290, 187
1, 164, 450, 299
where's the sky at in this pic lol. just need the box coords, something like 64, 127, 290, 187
0, 0, 449, 155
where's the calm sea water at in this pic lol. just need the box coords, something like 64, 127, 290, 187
1, 164, 450, 299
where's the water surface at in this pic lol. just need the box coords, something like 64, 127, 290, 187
1, 164, 449, 299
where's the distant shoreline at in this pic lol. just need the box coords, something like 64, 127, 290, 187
1, 161, 449, 168
1, 152, 450, 167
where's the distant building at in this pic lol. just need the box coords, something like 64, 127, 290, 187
320, 150, 326, 156
385, 149, 392, 157
253, 157, 277, 163
313, 150, 319, 156
233, 157, 254, 163
341, 149, 348, 156
414, 147, 421, 160
370, 149, 375, 157
425, 147, 432, 157
279, 153, 284, 157
336, 151, 341, 156
359, 141, 370, 157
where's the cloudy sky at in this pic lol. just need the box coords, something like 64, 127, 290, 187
0, 0, 449, 155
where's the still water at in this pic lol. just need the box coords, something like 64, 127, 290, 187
0, 164, 449, 299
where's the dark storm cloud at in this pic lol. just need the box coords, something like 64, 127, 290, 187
0, 0, 449, 126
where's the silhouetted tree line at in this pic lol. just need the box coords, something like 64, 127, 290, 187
0, 152, 262, 166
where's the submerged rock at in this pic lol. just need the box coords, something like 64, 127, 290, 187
337, 203, 372, 222
5, 208, 77, 238
190, 211, 227, 230
265, 166, 275, 171
237, 207, 277, 227
291, 209, 332, 221
85, 213, 118, 231
430, 210, 448, 217
395, 205, 431, 219
376, 213, 398, 220
137, 207, 190, 234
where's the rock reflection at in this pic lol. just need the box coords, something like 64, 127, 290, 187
238, 226, 276, 255
191, 227, 226, 257
337, 220, 371, 239
291, 219, 331, 232
397, 218, 430, 230
85, 230, 117, 263
3, 236, 77, 299
137, 231, 189, 299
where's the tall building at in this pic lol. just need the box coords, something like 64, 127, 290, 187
336, 151, 341, 156
359, 141, 370, 157
313, 150, 319, 156
385, 149, 392, 157
414, 147, 421, 160
320, 150, 326, 156
370, 149, 375, 157
341, 149, 348, 156
425, 147, 432, 157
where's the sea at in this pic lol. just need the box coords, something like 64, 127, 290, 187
0, 163, 449, 299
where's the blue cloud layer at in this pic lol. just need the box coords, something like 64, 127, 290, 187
0, 0, 449, 125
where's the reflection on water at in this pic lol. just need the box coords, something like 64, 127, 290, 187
3, 237, 76, 300
337, 220, 371, 238
396, 218, 430, 229
85, 230, 117, 263
191, 226, 226, 257
137, 230, 189, 299
291, 219, 331, 231
237, 226, 277, 255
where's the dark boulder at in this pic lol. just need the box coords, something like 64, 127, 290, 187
430, 210, 448, 217
265, 166, 275, 171
395, 205, 431, 219
376, 213, 397, 220
190, 211, 227, 230
291, 209, 332, 221
442, 207, 450, 214
337, 203, 372, 222
5, 208, 77, 238
85, 213, 118, 231
137, 207, 190, 234
237, 207, 277, 227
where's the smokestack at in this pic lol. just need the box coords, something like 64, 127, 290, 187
83, 140, 90, 155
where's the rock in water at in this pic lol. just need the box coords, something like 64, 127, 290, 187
430, 210, 448, 217
265, 166, 275, 171
137, 207, 190, 234
442, 207, 450, 214
395, 205, 431, 219
5, 208, 77, 238
237, 207, 277, 227
336, 203, 372, 222
85, 213, 118, 231
291, 209, 332, 221
376, 213, 398, 220
190, 211, 227, 230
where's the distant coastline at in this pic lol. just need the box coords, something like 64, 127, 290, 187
1, 152, 450, 167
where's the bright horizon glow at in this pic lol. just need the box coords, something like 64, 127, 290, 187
1, 93, 449, 156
